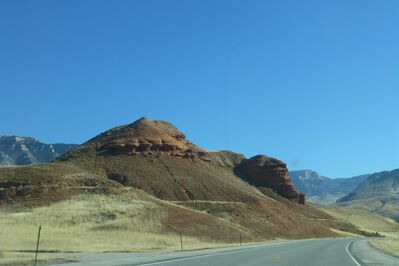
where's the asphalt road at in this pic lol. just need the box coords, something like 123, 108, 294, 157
47, 238, 399, 266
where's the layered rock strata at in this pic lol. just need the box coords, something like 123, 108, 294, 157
235, 155, 305, 204
97, 117, 210, 161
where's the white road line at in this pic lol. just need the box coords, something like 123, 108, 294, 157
135, 240, 297, 266
346, 241, 362, 266
135, 248, 252, 265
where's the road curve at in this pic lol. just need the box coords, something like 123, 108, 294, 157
47, 238, 399, 266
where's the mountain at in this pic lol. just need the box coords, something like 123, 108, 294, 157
289, 170, 370, 205
56, 117, 304, 204
337, 169, 399, 222
0, 136, 77, 166
0, 117, 360, 246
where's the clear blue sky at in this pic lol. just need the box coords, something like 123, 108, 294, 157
1, 0, 398, 178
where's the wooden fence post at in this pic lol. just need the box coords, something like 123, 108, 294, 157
179, 232, 183, 251
34, 225, 42, 266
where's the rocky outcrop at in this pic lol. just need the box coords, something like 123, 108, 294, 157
0, 165, 121, 204
94, 117, 210, 162
235, 155, 305, 204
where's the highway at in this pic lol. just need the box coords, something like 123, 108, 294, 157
47, 238, 399, 266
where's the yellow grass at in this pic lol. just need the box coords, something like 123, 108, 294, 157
320, 206, 397, 233
0, 190, 235, 255
370, 232, 399, 258
3, 189, 379, 264
329, 228, 360, 237
322, 206, 399, 258
0, 251, 64, 266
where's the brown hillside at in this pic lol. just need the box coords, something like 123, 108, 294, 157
0, 117, 364, 248
55, 117, 303, 203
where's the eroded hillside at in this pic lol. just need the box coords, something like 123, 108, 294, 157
0, 117, 365, 252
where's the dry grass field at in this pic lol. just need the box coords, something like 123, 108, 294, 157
320, 206, 397, 232
370, 233, 399, 258
321, 206, 399, 257
0, 190, 240, 254
2, 190, 394, 265
0, 251, 65, 266
0, 187, 360, 265
1, 188, 247, 265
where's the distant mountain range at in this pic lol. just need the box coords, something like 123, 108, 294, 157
337, 169, 399, 222
289, 170, 370, 205
0, 136, 77, 166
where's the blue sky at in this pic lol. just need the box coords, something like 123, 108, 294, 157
1, 0, 398, 177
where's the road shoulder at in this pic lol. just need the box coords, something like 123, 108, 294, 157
350, 239, 399, 266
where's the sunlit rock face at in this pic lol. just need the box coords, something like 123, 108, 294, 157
235, 155, 305, 204
96, 117, 210, 162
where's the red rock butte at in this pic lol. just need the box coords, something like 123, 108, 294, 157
234, 155, 305, 204
96, 117, 210, 161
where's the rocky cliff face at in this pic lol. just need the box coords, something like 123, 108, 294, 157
235, 155, 305, 204
0, 136, 77, 166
